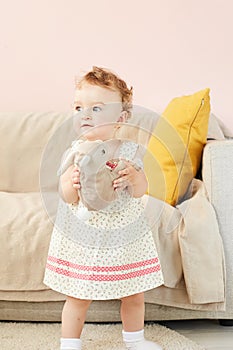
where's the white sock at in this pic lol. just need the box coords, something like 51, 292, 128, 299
122, 329, 162, 350
60, 338, 81, 350
122, 329, 145, 343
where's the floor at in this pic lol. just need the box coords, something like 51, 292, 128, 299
161, 319, 233, 350
0, 319, 232, 349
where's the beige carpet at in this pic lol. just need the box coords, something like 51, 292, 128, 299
0, 322, 205, 350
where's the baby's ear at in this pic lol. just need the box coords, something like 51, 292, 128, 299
117, 111, 128, 123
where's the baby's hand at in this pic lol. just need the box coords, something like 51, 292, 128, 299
113, 160, 138, 191
71, 165, 81, 190
59, 164, 80, 204
113, 160, 147, 198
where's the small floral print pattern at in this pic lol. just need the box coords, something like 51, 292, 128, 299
43, 142, 164, 300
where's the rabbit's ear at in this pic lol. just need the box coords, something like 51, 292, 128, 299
57, 147, 76, 176
78, 154, 91, 167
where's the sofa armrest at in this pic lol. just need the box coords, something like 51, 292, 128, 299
202, 140, 233, 204
202, 140, 233, 311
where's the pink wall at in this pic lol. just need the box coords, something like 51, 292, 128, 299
1, 0, 232, 130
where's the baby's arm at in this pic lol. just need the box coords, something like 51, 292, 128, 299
59, 164, 80, 204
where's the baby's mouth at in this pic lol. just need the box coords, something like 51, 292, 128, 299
81, 124, 92, 127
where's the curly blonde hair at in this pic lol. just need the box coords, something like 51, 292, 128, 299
75, 66, 133, 117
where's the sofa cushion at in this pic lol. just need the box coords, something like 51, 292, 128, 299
0, 192, 57, 291
0, 112, 72, 192
144, 88, 210, 205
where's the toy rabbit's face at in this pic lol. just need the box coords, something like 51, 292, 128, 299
72, 139, 123, 211
74, 141, 108, 171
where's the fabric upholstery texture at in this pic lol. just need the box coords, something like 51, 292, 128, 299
202, 140, 233, 312
0, 112, 74, 193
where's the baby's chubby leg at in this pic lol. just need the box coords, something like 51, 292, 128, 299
61, 296, 92, 349
120, 292, 145, 332
62, 296, 91, 338
121, 293, 162, 350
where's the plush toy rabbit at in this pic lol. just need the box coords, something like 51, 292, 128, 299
58, 139, 126, 210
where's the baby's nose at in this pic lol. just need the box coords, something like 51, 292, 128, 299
82, 107, 92, 119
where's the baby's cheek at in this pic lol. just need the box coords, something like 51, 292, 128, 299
73, 117, 81, 134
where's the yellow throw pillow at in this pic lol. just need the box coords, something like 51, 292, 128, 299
144, 88, 210, 206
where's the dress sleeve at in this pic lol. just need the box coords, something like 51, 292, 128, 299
118, 141, 145, 170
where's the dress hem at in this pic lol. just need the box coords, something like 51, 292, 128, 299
43, 277, 164, 301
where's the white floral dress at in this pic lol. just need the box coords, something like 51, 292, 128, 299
43, 141, 163, 300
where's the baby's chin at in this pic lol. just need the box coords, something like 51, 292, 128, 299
79, 125, 114, 141
77, 126, 93, 139
81, 130, 101, 141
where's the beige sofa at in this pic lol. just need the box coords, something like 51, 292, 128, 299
0, 111, 233, 324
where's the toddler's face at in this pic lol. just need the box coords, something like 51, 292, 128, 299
73, 83, 125, 140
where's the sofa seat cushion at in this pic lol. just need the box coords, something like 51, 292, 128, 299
0, 192, 56, 291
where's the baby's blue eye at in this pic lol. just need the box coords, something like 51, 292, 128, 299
93, 106, 102, 112
75, 106, 83, 112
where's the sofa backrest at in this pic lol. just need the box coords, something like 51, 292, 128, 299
0, 112, 75, 192
0, 109, 158, 193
